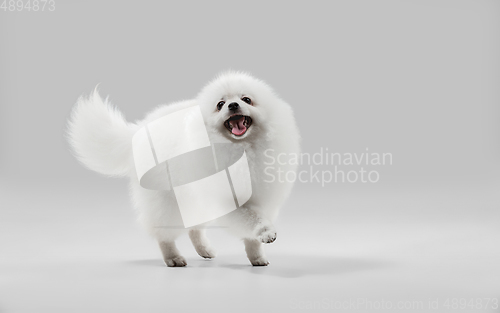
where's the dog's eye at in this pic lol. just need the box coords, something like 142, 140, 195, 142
242, 97, 252, 105
217, 101, 225, 111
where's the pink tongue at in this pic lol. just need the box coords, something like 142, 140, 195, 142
231, 117, 247, 136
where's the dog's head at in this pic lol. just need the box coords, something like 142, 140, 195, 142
198, 72, 280, 141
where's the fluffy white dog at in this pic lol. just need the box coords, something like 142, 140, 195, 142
67, 72, 300, 266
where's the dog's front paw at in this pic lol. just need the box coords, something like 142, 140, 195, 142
256, 226, 277, 244
163, 256, 187, 267
197, 246, 217, 259
250, 256, 270, 266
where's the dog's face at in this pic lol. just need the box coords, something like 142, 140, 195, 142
198, 72, 277, 142
216, 94, 255, 139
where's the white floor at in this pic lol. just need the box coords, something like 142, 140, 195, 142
1, 180, 499, 312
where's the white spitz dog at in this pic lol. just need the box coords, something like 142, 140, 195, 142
67, 71, 300, 266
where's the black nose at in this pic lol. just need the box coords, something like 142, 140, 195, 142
228, 102, 239, 111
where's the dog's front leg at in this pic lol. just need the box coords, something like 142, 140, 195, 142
218, 207, 276, 266
244, 238, 269, 266
158, 241, 187, 267
221, 206, 277, 242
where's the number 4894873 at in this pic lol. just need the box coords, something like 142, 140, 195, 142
1, 0, 56, 12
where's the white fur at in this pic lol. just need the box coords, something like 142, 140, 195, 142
67, 72, 300, 266
67, 90, 138, 176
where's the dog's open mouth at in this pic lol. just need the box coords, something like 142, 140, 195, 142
224, 115, 253, 136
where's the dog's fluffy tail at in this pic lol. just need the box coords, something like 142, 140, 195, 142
66, 89, 138, 177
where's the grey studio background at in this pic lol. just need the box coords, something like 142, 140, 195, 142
1, 1, 500, 312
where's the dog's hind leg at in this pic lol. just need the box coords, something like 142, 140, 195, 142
158, 241, 187, 267
189, 229, 217, 259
